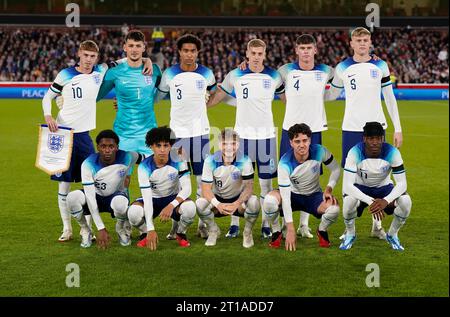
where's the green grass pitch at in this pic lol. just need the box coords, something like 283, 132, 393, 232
0, 98, 448, 296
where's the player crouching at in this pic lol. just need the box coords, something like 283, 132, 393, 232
196, 129, 260, 248
263, 124, 341, 250
340, 122, 412, 251
66, 130, 141, 249
128, 127, 196, 250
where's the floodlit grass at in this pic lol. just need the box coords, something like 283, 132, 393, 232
0, 99, 447, 296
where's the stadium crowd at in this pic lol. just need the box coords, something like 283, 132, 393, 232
0, 27, 448, 84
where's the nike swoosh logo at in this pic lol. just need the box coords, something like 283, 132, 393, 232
72, 82, 80, 86
175, 84, 182, 87
348, 74, 356, 78
293, 75, 301, 78
241, 83, 249, 86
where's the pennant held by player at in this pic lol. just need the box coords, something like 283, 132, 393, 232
35, 124, 74, 175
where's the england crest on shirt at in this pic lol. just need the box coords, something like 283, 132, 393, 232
168, 172, 178, 181
315, 72, 322, 81
262, 79, 271, 89
144, 76, 153, 85
196, 80, 205, 90
370, 69, 379, 79
231, 171, 241, 180
93, 74, 101, 85
118, 169, 126, 178
48, 134, 64, 153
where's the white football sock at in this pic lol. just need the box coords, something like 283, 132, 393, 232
259, 178, 273, 228
58, 182, 72, 232
388, 195, 412, 238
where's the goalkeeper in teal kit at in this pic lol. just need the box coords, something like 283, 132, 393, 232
97, 30, 162, 156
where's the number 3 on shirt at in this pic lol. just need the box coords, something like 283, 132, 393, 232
176, 88, 182, 100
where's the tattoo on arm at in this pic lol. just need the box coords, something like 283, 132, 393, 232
238, 179, 253, 204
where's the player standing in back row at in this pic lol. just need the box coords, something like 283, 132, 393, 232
157, 34, 217, 240
42, 40, 120, 242
208, 38, 285, 240
327, 27, 403, 240
278, 33, 335, 239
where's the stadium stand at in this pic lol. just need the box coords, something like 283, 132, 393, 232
0, 27, 447, 84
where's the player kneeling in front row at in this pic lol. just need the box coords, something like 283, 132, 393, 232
340, 122, 411, 251
263, 123, 341, 251
196, 129, 260, 248
128, 127, 196, 250
66, 130, 141, 248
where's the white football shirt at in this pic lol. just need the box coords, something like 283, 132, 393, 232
81, 150, 138, 197
278, 144, 334, 195
220, 66, 284, 140
331, 57, 393, 132
344, 142, 405, 188
158, 63, 216, 138
138, 153, 190, 198
49, 64, 107, 133
278, 63, 333, 132
201, 151, 254, 199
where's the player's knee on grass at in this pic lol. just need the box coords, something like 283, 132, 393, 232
396, 194, 412, 218
127, 204, 145, 228
66, 190, 85, 216
111, 195, 129, 220
343, 195, 359, 219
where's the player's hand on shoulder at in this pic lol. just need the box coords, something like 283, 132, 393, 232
142, 58, 153, 75
44, 115, 58, 132
147, 230, 158, 250
96, 228, 111, 250
238, 61, 248, 71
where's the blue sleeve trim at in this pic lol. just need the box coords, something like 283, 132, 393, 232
82, 182, 95, 186
279, 184, 290, 187
381, 82, 392, 88
201, 180, 213, 183
139, 186, 151, 189
344, 168, 356, 173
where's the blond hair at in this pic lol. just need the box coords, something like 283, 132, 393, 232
351, 27, 371, 38
220, 128, 239, 142
247, 38, 266, 50
79, 40, 99, 52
